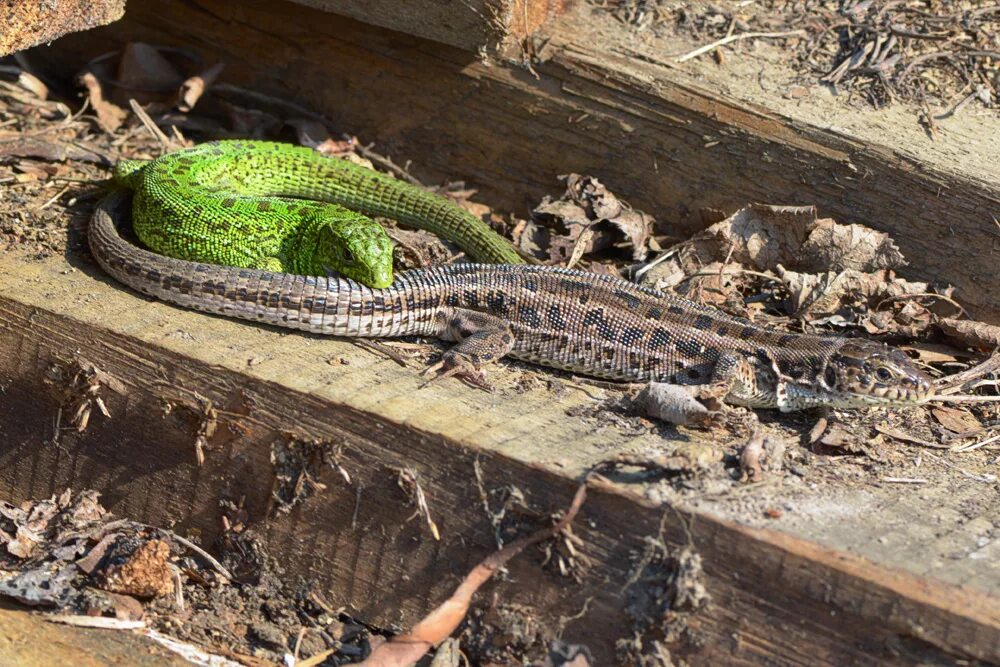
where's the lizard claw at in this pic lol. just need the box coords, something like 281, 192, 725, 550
421, 355, 494, 392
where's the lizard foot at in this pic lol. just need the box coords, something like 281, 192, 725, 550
420, 355, 495, 393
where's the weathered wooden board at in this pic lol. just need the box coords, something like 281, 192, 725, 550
0, 248, 998, 664
0, 0, 125, 57
29, 0, 1000, 322
0, 603, 190, 667
290, 0, 571, 53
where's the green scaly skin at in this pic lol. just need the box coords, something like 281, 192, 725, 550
112, 140, 524, 288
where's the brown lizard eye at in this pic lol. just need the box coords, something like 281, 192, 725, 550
876, 367, 892, 381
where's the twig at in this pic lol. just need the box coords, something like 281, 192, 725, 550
157, 528, 234, 581
950, 432, 1000, 453
46, 616, 146, 629
677, 30, 806, 63
353, 139, 424, 186
924, 452, 998, 483
128, 99, 173, 151
928, 395, 1000, 403
34, 184, 70, 212
353, 339, 409, 367
882, 477, 928, 484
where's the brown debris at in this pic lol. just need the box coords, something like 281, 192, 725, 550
96, 539, 175, 599
739, 429, 766, 483
930, 406, 982, 434
177, 62, 225, 113
530, 174, 653, 265
938, 318, 1000, 352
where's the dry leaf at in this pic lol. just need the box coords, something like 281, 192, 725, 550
14, 69, 49, 99
639, 382, 714, 426
778, 266, 927, 322
931, 406, 982, 434
358, 484, 587, 667
222, 101, 281, 138
680, 204, 906, 274
114, 42, 184, 106
532, 174, 652, 263
177, 61, 224, 112
685, 204, 816, 271
76, 71, 126, 134
798, 218, 906, 272
288, 118, 333, 149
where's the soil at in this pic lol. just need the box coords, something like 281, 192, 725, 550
1, 5, 999, 664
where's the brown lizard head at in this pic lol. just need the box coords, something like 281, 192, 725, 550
816, 339, 934, 407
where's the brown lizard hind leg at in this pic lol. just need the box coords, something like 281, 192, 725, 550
421, 310, 515, 392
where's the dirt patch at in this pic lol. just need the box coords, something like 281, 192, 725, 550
593, 1, 999, 116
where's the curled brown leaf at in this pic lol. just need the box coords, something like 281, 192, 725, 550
357, 483, 589, 667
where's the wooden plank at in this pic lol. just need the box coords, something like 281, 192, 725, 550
29, 0, 1000, 322
289, 0, 571, 53
0, 603, 192, 666
0, 0, 125, 57
1, 250, 999, 664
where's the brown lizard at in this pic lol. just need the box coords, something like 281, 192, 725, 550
89, 192, 934, 412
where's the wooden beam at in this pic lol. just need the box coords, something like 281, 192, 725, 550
1, 250, 998, 664
0, 0, 125, 57
0, 603, 191, 666
31, 0, 1000, 322
289, 0, 572, 53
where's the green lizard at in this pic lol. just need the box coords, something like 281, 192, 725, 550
112, 140, 524, 288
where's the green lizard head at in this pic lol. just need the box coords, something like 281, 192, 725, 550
316, 217, 395, 288
112, 159, 148, 189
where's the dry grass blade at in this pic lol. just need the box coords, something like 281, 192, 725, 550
676, 30, 806, 63
128, 98, 174, 151
934, 353, 1000, 395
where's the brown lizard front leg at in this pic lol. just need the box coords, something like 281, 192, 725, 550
421, 310, 516, 391
702, 351, 759, 407
641, 352, 758, 426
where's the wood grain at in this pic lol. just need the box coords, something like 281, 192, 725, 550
0, 251, 998, 664
288, 0, 571, 53
0, 0, 124, 57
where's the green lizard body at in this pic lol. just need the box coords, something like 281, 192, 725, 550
113, 140, 524, 288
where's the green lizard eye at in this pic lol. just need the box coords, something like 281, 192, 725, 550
343, 248, 354, 263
